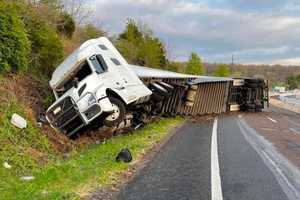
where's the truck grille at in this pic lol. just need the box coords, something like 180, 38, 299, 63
47, 96, 84, 135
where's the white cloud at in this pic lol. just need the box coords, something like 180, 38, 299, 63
272, 57, 300, 66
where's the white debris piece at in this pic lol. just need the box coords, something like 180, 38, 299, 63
20, 176, 35, 181
3, 162, 11, 169
11, 114, 27, 129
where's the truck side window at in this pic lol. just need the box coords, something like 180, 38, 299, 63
90, 54, 108, 74
111, 58, 121, 66
99, 44, 108, 50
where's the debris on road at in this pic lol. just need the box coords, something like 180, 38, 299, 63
20, 176, 35, 181
10, 114, 27, 129
116, 149, 132, 163
3, 162, 11, 169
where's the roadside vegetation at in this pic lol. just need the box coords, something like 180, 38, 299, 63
286, 74, 300, 89
0, 117, 183, 200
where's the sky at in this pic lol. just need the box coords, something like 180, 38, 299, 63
89, 0, 300, 65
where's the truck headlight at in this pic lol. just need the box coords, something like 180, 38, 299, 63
77, 93, 97, 111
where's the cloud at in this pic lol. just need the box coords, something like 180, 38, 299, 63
90, 0, 300, 65
272, 57, 300, 66
218, 0, 288, 11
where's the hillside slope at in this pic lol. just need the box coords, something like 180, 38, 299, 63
0, 74, 73, 173
0, 73, 184, 199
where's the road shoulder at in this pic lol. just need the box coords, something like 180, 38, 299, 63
85, 118, 185, 200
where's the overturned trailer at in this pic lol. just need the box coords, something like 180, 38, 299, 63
46, 37, 268, 136
134, 66, 267, 116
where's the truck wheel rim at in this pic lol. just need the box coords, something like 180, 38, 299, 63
106, 104, 120, 121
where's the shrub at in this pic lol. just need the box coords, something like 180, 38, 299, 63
185, 52, 205, 75
0, 2, 30, 73
57, 12, 76, 39
81, 23, 105, 42
25, 13, 64, 77
214, 64, 231, 77
116, 19, 168, 69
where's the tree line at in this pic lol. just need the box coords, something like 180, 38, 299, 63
0, 0, 104, 78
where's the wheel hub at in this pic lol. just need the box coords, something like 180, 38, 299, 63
105, 104, 120, 121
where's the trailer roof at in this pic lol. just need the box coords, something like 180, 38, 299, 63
130, 65, 233, 83
130, 65, 198, 79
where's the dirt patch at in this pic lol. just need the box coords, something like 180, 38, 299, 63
24, 147, 49, 165
187, 114, 216, 123
0, 73, 50, 115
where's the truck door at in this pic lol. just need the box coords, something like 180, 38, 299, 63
88, 54, 125, 90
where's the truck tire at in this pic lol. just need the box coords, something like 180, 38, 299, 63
245, 79, 264, 88
103, 97, 126, 127
245, 82, 258, 88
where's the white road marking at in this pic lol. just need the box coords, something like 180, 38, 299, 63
211, 117, 223, 200
267, 117, 278, 123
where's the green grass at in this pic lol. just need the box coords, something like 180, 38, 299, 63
0, 117, 183, 200
0, 99, 54, 174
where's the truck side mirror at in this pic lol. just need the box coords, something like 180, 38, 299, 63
73, 77, 79, 88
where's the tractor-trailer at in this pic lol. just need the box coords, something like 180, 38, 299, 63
46, 37, 268, 136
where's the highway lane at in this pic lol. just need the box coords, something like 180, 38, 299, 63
116, 113, 300, 200
218, 117, 287, 200
117, 121, 213, 200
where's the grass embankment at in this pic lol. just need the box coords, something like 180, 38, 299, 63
0, 75, 183, 200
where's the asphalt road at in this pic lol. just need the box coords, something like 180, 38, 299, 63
117, 113, 300, 200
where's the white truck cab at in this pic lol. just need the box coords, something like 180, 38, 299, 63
46, 37, 152, 136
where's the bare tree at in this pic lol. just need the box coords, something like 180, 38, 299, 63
60, 0, 94, 25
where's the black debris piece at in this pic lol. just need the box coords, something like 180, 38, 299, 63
116, 148, 132, 163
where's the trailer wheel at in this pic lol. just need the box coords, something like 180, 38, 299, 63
245, 79, 264, 88
245, 82, 258, 88
103, 97, 125, 127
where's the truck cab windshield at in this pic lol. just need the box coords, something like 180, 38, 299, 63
56, 60, 92, 97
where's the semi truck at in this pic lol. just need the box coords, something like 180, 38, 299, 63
46, 37, 268, 136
